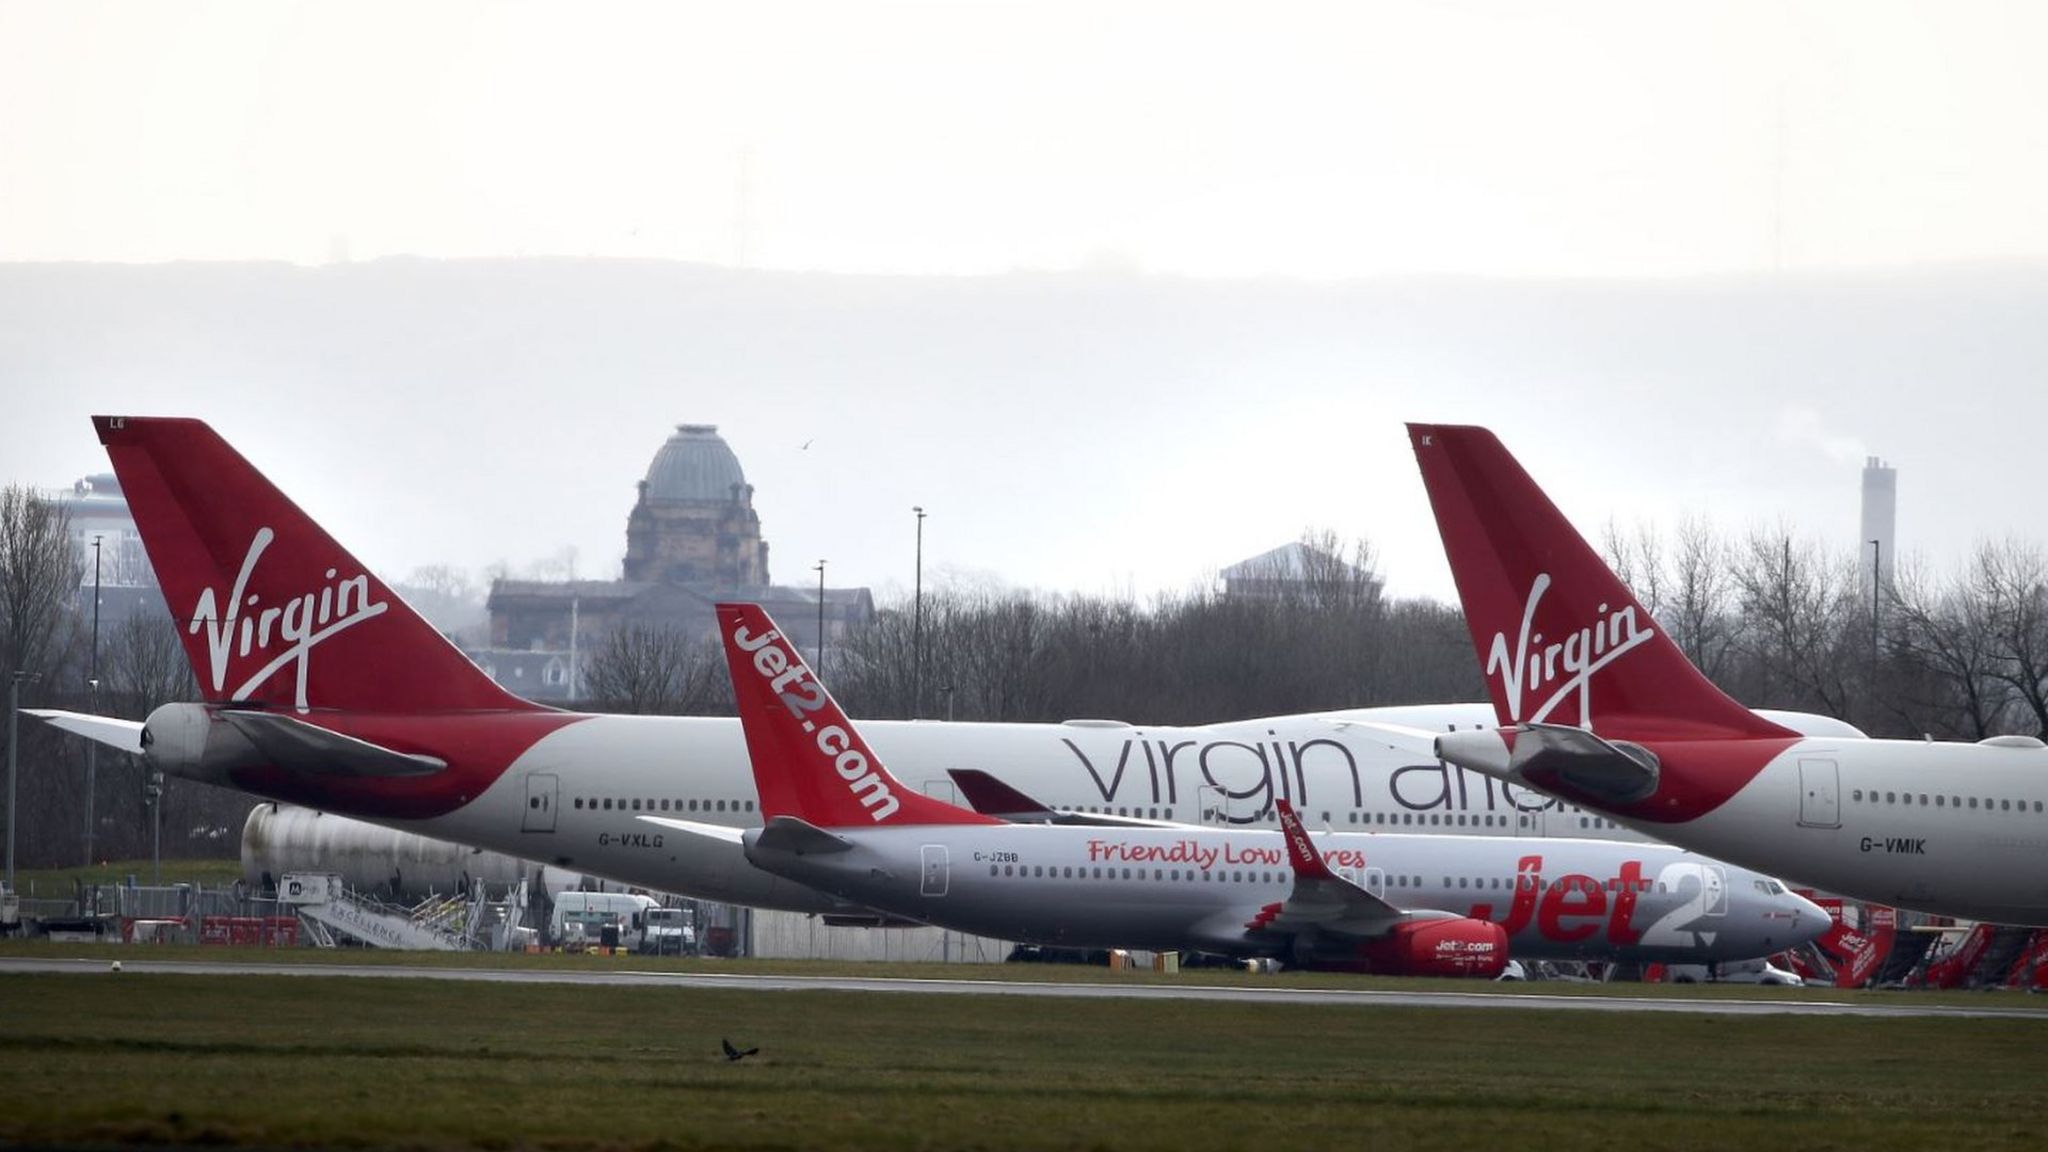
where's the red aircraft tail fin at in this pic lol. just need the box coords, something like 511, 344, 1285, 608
94, 416, 538, 715
717, 602, 994, 827
1407, 423, 1791, 743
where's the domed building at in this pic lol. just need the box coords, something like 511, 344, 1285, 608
623, 424, 770, 585
481, 424, 871, 704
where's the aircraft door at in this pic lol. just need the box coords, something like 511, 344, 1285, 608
1797, 759, 1841, 828
1702, 865, 1728, 918
522, 773, 558, 833
920, 845, 950, 897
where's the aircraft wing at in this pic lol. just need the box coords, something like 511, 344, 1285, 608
1244, 800, 1453, 941
24, 709, 144, 755
219, 710, 447, 778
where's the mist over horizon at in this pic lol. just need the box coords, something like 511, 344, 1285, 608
6, 256, 2046, 606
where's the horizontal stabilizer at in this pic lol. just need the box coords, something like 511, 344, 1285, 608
219, 710, 446, 778
24, 709, 145, 755
1507, 722, 1660, 804
947, 768, 1058, 821
753, 816, 854, 856
946, 768, 1188, 828
637, 816, 746, 844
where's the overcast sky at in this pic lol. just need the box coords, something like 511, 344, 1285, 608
5, 3, 2048, 604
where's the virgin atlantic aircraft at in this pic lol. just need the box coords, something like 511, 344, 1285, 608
636, 602, 1825, 972
30, 416, 1855, 919
1408, 423, 2048, 924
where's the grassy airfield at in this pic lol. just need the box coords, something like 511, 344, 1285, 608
4, 948, 2048, 1150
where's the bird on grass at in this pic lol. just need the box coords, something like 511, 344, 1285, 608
722, 1038, 759, 1062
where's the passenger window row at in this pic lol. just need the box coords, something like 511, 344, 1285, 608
1850, 790, 2041, 813
573, 796, 757, 814
982, 864, 1654, 894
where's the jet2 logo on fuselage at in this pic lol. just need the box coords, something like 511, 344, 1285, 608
190, 527, 389, 711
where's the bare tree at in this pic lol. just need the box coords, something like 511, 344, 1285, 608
583, 624, 724, 715
1728, 526, 1862, 720
1601, 519, 1665, 624
1974, 540, 2048, 736
1665, 516, 1734, 680
1886, 557, 2009, 739
101, 609, 196, 719
394, 563, 486, 641
0, 486, 80, 680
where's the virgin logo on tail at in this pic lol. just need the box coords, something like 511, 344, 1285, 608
191, 528, 390, 711
1487, 574, 1653, 727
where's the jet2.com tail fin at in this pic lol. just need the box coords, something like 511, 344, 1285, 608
95, 416, 539, 715
716, 602, 995, 827
1406, 423, 1791, 743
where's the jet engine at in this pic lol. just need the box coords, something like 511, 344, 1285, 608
140, 703, 259, 786
1358, 918, 1511, 978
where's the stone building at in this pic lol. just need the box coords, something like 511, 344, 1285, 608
479, 424, 872, 704
623, 424, 771, 586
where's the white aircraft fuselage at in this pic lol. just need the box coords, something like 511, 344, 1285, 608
728, 819, 1823, 964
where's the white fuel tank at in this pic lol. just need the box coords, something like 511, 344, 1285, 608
239, 804, 583, 902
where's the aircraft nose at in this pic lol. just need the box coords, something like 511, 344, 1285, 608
1790, 892, 1831, 942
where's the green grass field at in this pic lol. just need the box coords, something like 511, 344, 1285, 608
4, 954, 2047, 1151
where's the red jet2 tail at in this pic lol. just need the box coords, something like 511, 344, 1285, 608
716, 602, 996, 827
1407, 423, 1790, 743
96, 416, 538, 715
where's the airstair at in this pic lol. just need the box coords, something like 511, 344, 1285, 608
280, 873, 528, 951
1786, 897, 1896, 987
1967, 925, 2036, 987
2001, 929, 2048, 990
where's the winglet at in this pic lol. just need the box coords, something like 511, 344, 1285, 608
1275, 800, 1335, 881
716, 602, 995, 827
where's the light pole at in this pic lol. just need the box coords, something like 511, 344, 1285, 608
85, 534, 102, 867
912, 506, 925, 719
1869, 537, 1883, 671
6, 670, 37, 892
146, 769, 162, 884
940, 684, 956, 723
813, 560, 828, 673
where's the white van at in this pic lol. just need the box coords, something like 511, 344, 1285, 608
549, 892, 660, 951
